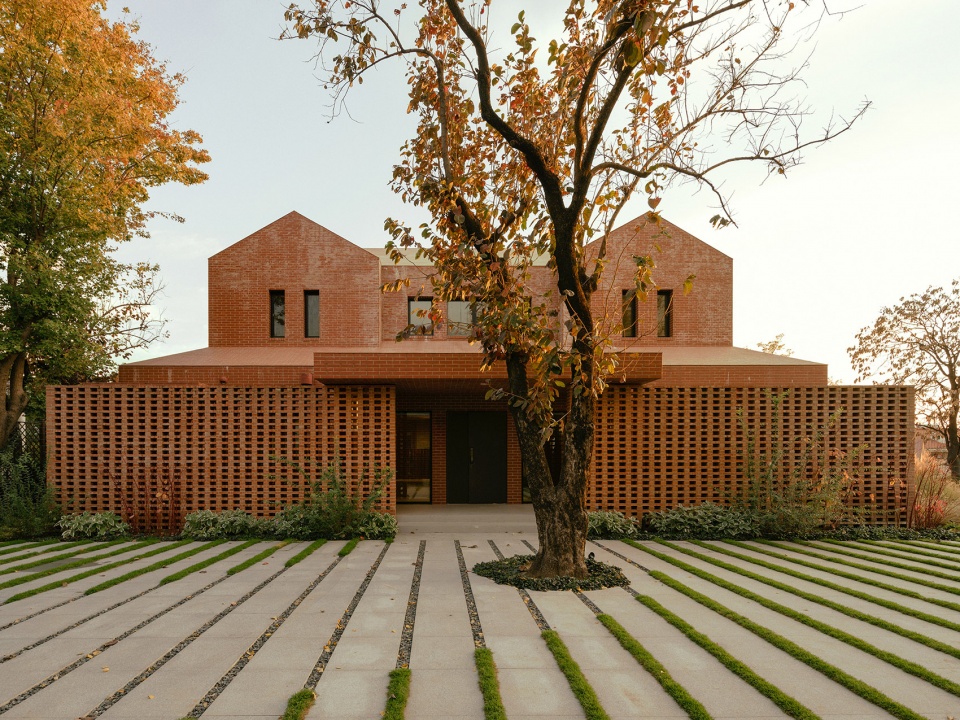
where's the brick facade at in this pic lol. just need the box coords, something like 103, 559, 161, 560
46, 211, 914, 532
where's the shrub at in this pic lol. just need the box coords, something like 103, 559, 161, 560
181, 509, 258, 540
910, 453, 960, 528
644, 502, 760, 539
354, 511, 398, 540
587, 510, 640, 539
737, 391, 870, 536
184, 460, 399, 541
0, 449, 58, 539
57, 511, 130, 540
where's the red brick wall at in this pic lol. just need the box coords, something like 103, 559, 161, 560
47, 384, 395, 534
118, 365, 311, 385
588, 216, 733, 345
208, 212, 382, 347
655, 364, 828, 386
591, 385, 913, 523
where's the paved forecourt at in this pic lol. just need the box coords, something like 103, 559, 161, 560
0, 512, 958, 719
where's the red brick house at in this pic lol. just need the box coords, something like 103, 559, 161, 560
47, 212, 913, 532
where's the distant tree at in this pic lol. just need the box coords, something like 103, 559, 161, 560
849, 280, 960, 480
0, 0, 209, 448
286, 0, 867, 578
756, 333, 793, 357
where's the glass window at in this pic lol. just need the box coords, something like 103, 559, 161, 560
447, 300, 475, 336
304, 290, 319, 338
396, 411, 431, 503
408, 298, 433, 335
657, 289, 673, 338
622, 290, 637, 338
270, 290, 285, 338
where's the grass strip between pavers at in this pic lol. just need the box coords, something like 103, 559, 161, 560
729, 541, 960, 602
0, 540, 63, 562
279, 689, 316, 720
624, 543, 931, 720
83, 540, 226, 594
777, 540, 960, 584
888, 539, 960, 557
338, 538, 360, 557
285, 539, 326, 567
542, 629, 611, 720
646, 542, 960, 697
632, 592, 818, 720
596, 613, 712, 720
226, 541, 287, 575
813, 540, 960, 573
4, 540, 192, 603
474, 647, 508, 720
0, 540, 126, 576
678, 542, 960, 653
383, 667, 411, 720
0, 540, 153, 591
158, 539, 260, 585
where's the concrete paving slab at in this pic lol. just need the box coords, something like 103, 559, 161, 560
6, 525, 960, 720
405, 667, 484, 718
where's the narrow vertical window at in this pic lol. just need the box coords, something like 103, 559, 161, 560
657, 289, 673, 338
270, 290, 285, 338
622, 290, 637, 338
304, 290, 319, 338
408, 298, 433, 335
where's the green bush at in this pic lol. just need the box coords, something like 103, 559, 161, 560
587, 510, 641, 539
354, 510, 398, 540
181, 460, 398, 541
181, 509, 258, 540
57, 511, 130, 540
0, 449, 58, 539
644, 503, 760, 540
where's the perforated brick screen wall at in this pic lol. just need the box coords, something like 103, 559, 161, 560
47, 384, 395, 534
591, 386, 913, 524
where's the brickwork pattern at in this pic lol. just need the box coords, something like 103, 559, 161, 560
591, 386, 913, 523
47, 384, 395, 534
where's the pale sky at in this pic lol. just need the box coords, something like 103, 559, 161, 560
110, 1, 960, 384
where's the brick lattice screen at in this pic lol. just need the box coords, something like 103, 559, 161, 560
591, 386, 914, 524
47, 385, 395, 534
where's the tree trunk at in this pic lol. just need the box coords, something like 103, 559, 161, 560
506, 354, 593, 579
0, 351, 30, 451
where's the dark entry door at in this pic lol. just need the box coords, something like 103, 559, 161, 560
446, 411, 507, 503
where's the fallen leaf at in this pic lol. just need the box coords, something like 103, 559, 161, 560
147, 695, 154, 700
101, 667, 109, 672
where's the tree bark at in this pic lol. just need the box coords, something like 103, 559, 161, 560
0, 351, 30, 451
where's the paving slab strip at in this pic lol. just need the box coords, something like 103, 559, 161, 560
0, 541, 290, 716
615, 540, 953, 720
647, 541, 960, 693
682, 542, 960, 658
727, 539, 960, 607
801, 539, 960, 576
0, 541, 232, 636
772, 540, 960, 585
193, 540, 381, 719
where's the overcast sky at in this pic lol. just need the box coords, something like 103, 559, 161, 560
109, 0, 960, 383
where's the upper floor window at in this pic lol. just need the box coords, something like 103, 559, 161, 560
657, 289, 673, 338
304, 290, 319, 338
408, 297, 434, 336
270, 290, 285, 338
622, 290, 638, 338
447, 300, 476, 337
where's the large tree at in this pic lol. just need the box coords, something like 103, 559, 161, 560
850, 280, 960, 480
0, 0, 209, 448
286, 0, 866, 577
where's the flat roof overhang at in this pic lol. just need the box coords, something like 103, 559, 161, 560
314, 349, 662, 392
